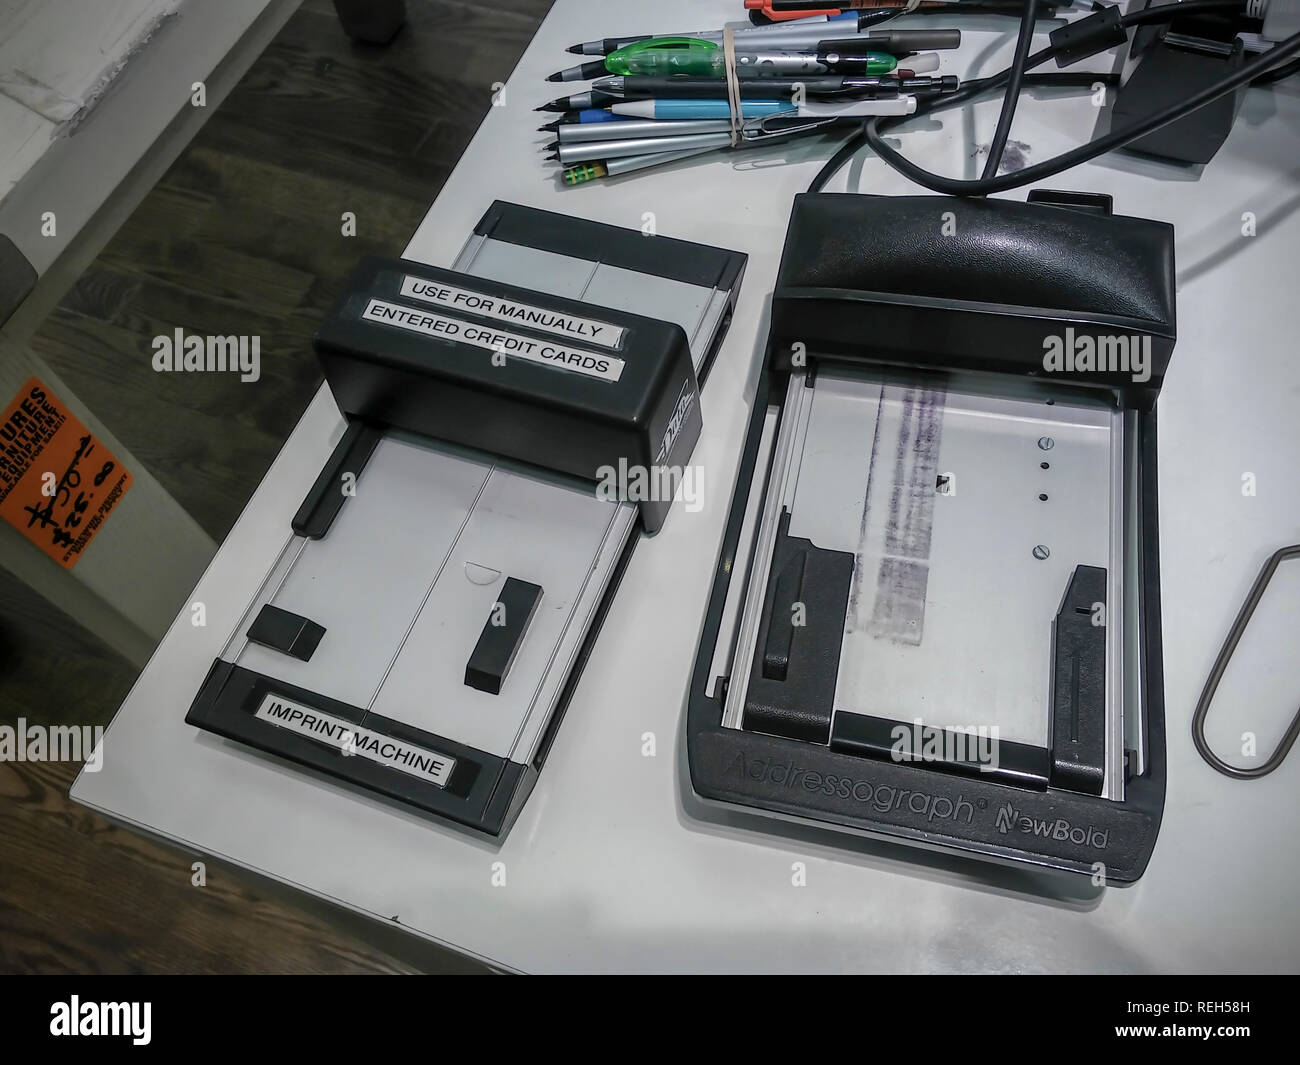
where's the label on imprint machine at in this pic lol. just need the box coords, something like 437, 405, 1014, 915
362, 298, 625, 383
255, 694, 456, 787
399, 276, 626, 349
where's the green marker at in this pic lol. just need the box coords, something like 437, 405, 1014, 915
549, 37, 900, 82
613, 38, 897, 77
605, 38, 724, 77
548, 38, 721, 82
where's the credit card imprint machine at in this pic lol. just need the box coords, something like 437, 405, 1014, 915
690, 191, 1175, 881
187, 202, 746, 837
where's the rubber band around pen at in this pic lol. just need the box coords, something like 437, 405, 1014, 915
724, 27, 743, 148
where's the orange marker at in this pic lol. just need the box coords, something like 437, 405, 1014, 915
744, 0, 844, 19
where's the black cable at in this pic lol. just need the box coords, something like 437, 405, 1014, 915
810, 124, 874, 195
864, 28, 1300, 195
808, 71, 1119, 192
808, 0, 1252, 193
859, 0, 1063, 18
1120, 0, 1247, 26
808, 51, 1117, 193
810, 0, 1296, 196
1254, 54, 1300, 84
982, 0, 1039, 179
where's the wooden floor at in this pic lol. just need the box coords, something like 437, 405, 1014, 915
0, 0, 552, 974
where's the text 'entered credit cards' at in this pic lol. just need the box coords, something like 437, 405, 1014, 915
361, 298, 625, 382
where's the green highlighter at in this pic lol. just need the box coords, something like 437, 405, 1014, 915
606, 37, 898, 77
605, 38, 722, 77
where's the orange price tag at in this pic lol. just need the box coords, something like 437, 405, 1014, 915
0, 378, 133, 570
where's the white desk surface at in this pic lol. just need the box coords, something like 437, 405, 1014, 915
73, 0, 1300, 973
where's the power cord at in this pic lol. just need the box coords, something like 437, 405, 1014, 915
1254, 54, 1300, 82
810, 0, 1299, 196
983, 0, 1040, 178
809, 72, 1120, 191
866, 28, 1300, 195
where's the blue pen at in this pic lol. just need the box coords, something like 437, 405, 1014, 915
609, 99, 787, 121
578, 108, 629, 123
538, 109, 635, 133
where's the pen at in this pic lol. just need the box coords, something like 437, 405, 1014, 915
609, 79, 955, 118
545, 85, 803, 111
562, 146, 719, 186
791, 95, 917, 116
535, 92, 620, 113
550, 38, 714, 83
745, 0, 844, 19
538, 111, 638, 131
860, 29, 961, 54
549, 119, 735, 143
550, 132, 736, 166
566, 12, 867, 56
549, 39, 900, 82
563, 96, 919, 161
609, 99, 793, 120
539, 76, 914, 112
745, 0, 841, 16
590, 75, 908, 100
682, 46, 901, 77
554, 76, 952, 111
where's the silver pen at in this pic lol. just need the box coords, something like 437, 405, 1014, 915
550, 119, 733, 145
562, 146, 721, 185
551, 132, 734, 167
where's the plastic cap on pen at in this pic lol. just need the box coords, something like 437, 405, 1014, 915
866, 30, 963, 53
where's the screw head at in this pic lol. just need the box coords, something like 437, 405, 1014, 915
1037, 437, 1054, 451
1033, 545, 1050, 560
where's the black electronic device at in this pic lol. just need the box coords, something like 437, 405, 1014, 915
187, 202, 746, 837
1114, 0, 1252, 165
689, 190, 1173, 882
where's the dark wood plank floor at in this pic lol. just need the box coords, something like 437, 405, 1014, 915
0, 0, 553, 974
